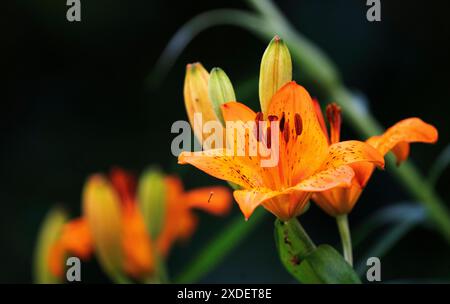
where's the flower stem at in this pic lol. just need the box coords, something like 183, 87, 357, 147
336, 214, 353, 266
283, 218, 316, 258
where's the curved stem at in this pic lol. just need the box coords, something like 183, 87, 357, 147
336, 214, 353, 266
148, 9, 270, 87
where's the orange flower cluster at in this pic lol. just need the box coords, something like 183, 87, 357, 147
47, 168, 232, 280
178, 36, 438, 221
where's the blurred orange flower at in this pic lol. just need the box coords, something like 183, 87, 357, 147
48, 168, 232, 280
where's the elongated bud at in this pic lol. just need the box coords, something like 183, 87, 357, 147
83, 175, 124, 280
184, 63, 221, 141
33, 207, 68, 283
259, 36, 292, 114
137, 167, 166, 240
208, 67, 236, 125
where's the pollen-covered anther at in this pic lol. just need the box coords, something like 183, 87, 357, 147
283, 121, 290, 143
266, 126, 272, 149
294, 113, 303, 136
255, 112, 264, 142
279, 113, 286, 132
268, 115, 278, 122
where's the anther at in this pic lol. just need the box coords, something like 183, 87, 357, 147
255, 112, 264, 141
294, 113, 303, 136
266, 127, 272, 149
268, 115, 278, 122
208, 192, 214, 203
279, 113, 286, 132
283, 121, 290, 143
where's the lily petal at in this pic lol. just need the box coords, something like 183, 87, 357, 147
311, 179, 363, 216
221, 101, 257, 122
233, 189, 278, 220
234, 188, 311, 221
366, 117, 438, 163
234, 165, 355, 220
267, 82, 329, 183
178, 149, 265, 190
60, 218, 93, 260
391, 141, 410, 165
221, 102, 261, 158
122, 205, 154, 279
292, 165, 355, 192
312, 98, 329, 142
325, 140, 385, 169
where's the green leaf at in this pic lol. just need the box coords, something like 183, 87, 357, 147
298, 245, 361, 284
175, 208, 267, 283
274, 219, 360, 284
353, 203, 426, 275
428, 144, 450, 186
353, 202, 426, 248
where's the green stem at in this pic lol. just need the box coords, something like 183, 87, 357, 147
336, 214, 353, 266
174, 208, 267, 283
110, 271, 132, 284
142, 253, 170, 284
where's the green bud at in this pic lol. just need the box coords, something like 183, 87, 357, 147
259, 35, 292, 114
208, 67, 236, 125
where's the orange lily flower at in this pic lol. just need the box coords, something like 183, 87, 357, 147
179, 82, 385, 220
311, 102, 438, 216
47, 168, 232, 280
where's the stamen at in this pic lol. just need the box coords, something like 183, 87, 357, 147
279, 113, 286, 132
266, 126, 272, 149
326, 103, 342, 144
294, 113, 303, 136
255, 112, 264, 141
208, 192, 214, 203
283, 121, 290, 143
255, 112, 264, 122
268, 115, 278, 122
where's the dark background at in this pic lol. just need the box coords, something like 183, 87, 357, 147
2, 0, 450, 283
